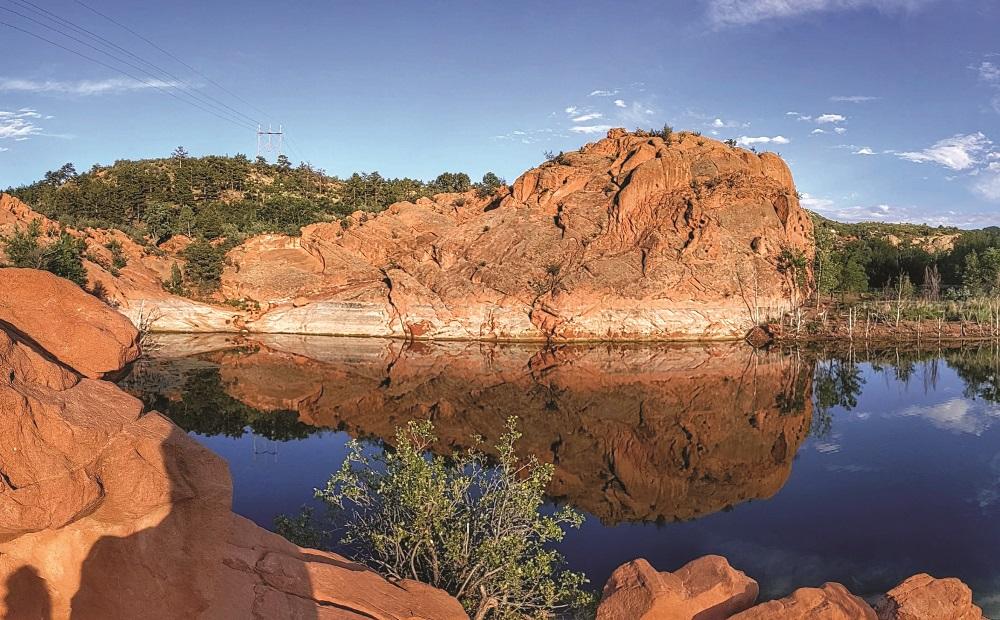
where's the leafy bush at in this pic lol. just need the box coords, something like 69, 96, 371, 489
277, 419, 593, 620
1, 220, 88, 287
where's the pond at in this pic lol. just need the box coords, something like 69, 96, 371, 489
119, 334, 1000, 615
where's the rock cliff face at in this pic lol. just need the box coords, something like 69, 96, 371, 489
2, 129, 813, 340
134, 335, 813, 524
0, 268, 467, 619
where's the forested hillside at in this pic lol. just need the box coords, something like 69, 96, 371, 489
6, 149, 502, 243
810, 211, 1000, 298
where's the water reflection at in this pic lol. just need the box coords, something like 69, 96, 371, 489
123, 336, 814, 524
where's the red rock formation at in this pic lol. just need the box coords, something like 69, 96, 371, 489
2, 129, 813, 340
596, 556, 758, 619
0, 269, 467, 619
596, 558, 988, 620
875, 574, 986, 620
0, 268, 140, 378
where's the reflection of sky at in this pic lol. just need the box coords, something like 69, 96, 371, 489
184, 356, 1000, 617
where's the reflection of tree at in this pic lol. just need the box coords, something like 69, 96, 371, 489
944, 346, 1000, 404
126, 366, 314, 441
811, 357, 865, 438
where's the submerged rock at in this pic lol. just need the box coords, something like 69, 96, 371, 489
0, 268, 467, 619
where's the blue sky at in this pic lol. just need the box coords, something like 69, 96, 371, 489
2, 0, 999, 227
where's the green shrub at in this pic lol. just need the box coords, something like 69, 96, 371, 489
277, 419, 593, 620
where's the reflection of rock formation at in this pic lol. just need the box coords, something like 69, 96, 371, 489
150, 334, 814, 524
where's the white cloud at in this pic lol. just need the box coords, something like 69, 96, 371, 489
855, 147, 876, 155
572, 113, 603, 122
800, 193, 835, 211
737, 135, 790, 146
569, 124, 614, 134
0, 109, 43, 141
834, 127, 847, 134
0, 146, 8, 152
974, 61, 1000, 85
564, 106, 579, 115
974, 171, 1000, 201
811, 128, 826, 135
900, 398, 1000, 436
897, 132, 992, 171
706, 0, 940, 27
830, 95, 879, 103
816, 113, 847, 124
613, 99, 626, 108
0, 77, 181, 96
711, 117, 747, 129
588, 89, 618, 97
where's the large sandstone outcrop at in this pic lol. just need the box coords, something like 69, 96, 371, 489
2, 129, 813, 340
130, 334, 813, 524
0, 269, 467, 619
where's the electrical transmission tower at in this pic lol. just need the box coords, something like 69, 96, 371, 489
256, 124, 284, 159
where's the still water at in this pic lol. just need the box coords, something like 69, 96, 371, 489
120, 334, 1000, 614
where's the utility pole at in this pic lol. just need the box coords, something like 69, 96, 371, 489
256, 124, 284, 159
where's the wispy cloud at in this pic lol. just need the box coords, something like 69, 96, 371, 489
569, 124, 614, 134
613, 99, 626, 108
738, 135, 789, 146
588, 89, 619, 97
897, 132, 992, 171
854, 147, 876, 155
830, 95, 879, 103
971, 59, 1000, 114
974, 170, 1000, 201
0, 108, 45, 142
572, 113, 603, 123
0, 77, 182, 96
705, 0, 940, 27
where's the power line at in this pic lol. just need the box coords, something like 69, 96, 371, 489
0, 19, 255, 130
73, 0, 275, 121
0, 2, 258, 129
9, 0, 263, 126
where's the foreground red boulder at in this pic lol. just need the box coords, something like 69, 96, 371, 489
0, 269, 466, 619
0, 267, 140, 378
731, 583, 876, 619
875, 574, 986, 620
598, 558, 987, 620
597, 556, 758, 619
